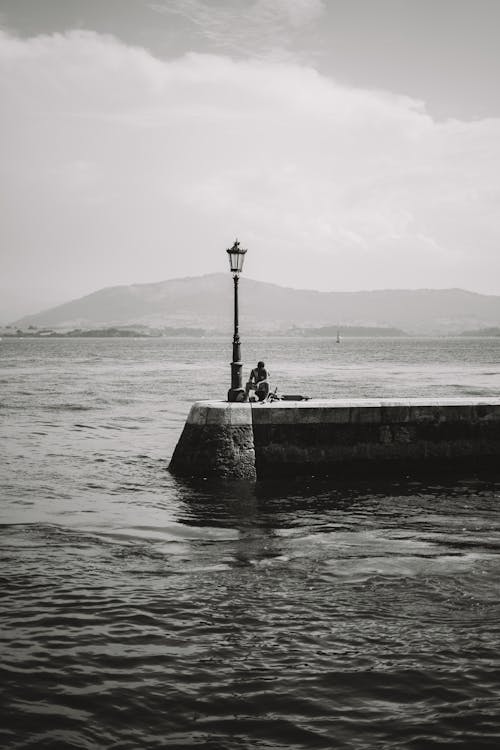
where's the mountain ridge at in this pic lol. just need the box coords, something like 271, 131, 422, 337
13, 273, 500, 334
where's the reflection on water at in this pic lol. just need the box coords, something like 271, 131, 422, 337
1, 338, 500, 748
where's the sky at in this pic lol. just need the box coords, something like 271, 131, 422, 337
1, 0, 500, 321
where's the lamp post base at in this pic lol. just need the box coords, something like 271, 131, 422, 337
227, 387, 246, 403
228, 356, 244, 402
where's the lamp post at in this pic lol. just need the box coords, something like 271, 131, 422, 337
226, 239, 247, 402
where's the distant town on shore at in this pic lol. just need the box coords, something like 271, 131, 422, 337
2, 324, 500, 339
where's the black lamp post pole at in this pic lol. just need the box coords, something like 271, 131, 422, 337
228, 272, 244, 401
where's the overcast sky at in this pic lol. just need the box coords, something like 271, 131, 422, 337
1, 0, 500, 321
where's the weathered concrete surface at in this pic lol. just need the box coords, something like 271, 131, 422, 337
252, 398, 500, 478
169, 398, 500, 480
169, 402, 256, 480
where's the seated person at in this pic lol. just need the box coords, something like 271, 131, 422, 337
245, 361, 270, 401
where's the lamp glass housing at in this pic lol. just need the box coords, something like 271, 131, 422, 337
227, 241, 247, 274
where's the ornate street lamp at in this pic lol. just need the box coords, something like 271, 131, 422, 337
226, 239, 247, 402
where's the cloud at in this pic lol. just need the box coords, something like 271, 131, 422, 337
149, 0, 325, 61
0, 26, 500, 319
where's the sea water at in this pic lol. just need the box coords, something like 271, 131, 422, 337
1, 337, 500, 749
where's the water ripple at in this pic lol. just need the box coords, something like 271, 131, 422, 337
2, 338, 500, 748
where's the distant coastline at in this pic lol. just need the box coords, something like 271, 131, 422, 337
459, 327, 500, 337
2, 324, 500, 339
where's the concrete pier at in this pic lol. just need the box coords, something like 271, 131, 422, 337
168, 398, 500, 480
169, 401, 256, 480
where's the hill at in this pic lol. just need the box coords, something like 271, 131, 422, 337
13, 274, 500, 335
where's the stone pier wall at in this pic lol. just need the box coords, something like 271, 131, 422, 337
169, 402, 256, 480
168, 398, 500, 480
